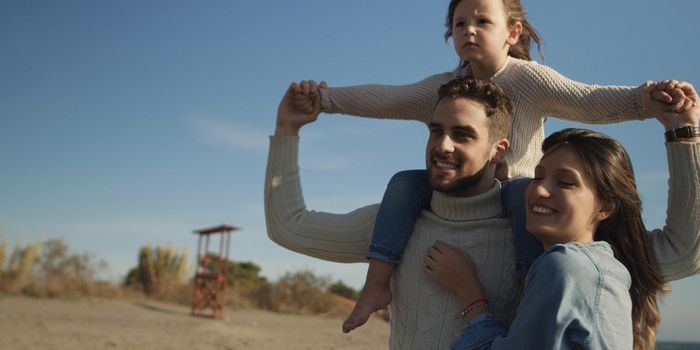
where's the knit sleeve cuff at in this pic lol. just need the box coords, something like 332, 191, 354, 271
632, 84, 647, 120
320, 86, 332, 113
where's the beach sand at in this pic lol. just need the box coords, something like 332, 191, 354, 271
0, 295, 389, 350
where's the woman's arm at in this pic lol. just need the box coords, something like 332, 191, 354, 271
444, 245, 628, 350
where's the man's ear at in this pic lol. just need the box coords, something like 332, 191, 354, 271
490, 138, 510, 164
506, 21, 523, 46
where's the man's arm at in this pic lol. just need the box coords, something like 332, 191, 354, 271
643, 82, 700, 281
264, 84, 378, 263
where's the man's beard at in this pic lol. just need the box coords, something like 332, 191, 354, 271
428, 157, 490, 195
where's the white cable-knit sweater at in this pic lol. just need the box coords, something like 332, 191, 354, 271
320, 56, 647, 178
264, 136, 700, 349
265, 136, 700, 349
265, 136, 518, 349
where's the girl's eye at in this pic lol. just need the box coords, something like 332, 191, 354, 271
478, 18, 491, 25
454, 21, 465, 28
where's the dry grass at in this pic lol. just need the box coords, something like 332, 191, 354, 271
0, 239, 118, 298
0, 238, 356, 318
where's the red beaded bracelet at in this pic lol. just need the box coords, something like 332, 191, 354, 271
460, 298, 488, 317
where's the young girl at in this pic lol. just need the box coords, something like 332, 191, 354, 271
292, 0, 692, 333
425, 104, 700, 348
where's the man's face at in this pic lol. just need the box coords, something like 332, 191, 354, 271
426, 97, 499, 197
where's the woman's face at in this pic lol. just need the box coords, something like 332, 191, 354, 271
525, 145, 610, 249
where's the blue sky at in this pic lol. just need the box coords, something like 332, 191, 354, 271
1, 0, 699, 342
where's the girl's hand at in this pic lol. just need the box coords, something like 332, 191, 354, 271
642, 81, 699, 131
424, 241, 485, 306
292, 80, 327, 114
642, 80, 696, 116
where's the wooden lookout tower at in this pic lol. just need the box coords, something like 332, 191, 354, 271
191, 224, 238, 319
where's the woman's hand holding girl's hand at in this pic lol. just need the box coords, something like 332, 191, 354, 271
424, 241, 485, 309
292, 80, 327, 114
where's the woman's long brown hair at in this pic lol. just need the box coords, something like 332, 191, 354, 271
543, 128, 666, 350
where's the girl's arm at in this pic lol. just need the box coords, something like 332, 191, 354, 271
509, 61, 679, 124
317, 71, 456, 123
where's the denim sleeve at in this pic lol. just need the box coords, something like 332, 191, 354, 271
450, 313, 507, 350
451, 247, 596, 350
368, 170, 432, 263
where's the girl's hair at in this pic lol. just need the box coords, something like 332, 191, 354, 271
542, 128, 666, 350
444, 0, 543, 67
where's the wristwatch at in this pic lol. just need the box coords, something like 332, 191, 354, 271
664, 125, 700, 142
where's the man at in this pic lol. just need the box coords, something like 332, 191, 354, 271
264, 78, 700, 349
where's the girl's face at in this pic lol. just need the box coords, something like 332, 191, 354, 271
524, 145, 611, 250
451, 0, 521, 68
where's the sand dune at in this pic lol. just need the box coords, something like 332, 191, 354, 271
0, 295, 389, 350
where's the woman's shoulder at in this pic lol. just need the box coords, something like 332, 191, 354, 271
534, 242, 612, 275
533, 242, 629, 285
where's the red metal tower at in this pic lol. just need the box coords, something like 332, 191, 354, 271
191, 224, 237, 319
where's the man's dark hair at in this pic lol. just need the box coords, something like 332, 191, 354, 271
436, 77, 513, 140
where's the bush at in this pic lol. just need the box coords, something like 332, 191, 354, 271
0, 238, 116, 298
124, 244, 188, 298
267, 270, 344, 315
328, 280, 359, 300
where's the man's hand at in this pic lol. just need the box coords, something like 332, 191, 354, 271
276, 81, 322, 136
424, 241, 485, 311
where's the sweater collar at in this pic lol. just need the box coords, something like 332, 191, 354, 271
460, 56, 512, 80
429, 180, 504, 221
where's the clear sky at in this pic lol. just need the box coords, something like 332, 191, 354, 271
1, 0, 699, 342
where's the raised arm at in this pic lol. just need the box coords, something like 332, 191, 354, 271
264, 83, 378, 263
641, 81, 700, 281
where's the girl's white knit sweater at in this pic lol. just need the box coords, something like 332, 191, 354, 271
320, 56, 647, 178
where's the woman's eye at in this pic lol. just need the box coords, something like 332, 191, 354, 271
558, 181, 576, 188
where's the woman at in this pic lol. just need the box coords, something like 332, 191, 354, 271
424, 83, 700, 349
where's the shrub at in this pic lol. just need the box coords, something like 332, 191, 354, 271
268, 270, 344, 315
328, 280, 359, 300
0, 238, 115, 298
124, 244, 188, 298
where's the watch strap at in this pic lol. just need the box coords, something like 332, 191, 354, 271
665, 125, 700, 142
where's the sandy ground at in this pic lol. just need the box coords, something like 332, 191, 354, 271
0, 295, 389, 350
